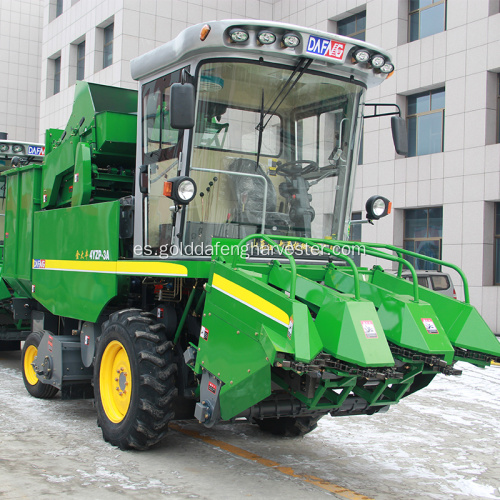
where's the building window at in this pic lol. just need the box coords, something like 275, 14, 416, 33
407, 88, 445, 157
495, 204, 500, 285
56, 0, 63, 17
76, 41, 85, 81
404, 207, 443, 270
409, 0, 446, 42
497, 74, 500, 143
103, 23, 114, 69
54, 56, 61, 95
337, 11, 366, 41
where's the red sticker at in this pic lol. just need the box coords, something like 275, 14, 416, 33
200, 326, 209, 341
208, 381, 217, 394
422, 318, 439, 334
361, 320, 378, 339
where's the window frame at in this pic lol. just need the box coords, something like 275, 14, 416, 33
407, 88, 445, 157
408, 0, 446, 42
403, 207, 443, 271
76, 40, 85, 81
103, 23, 114, 69
494, 203, 500, 285
497, 74, 500, 144
337, 11, 366, 41
53, 56, 61, 95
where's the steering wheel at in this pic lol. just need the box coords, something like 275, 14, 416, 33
276, 160, 319, 177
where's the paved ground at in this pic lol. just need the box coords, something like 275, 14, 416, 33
0, 350, 499, 500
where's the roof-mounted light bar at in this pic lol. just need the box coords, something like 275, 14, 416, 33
228, 28, 249, 43
282, 32, 300, 47
258, 30, 276, 45
352, 47, 394, 75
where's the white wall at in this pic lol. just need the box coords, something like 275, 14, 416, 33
38, 0, 500, 331
0, 0, 42, 142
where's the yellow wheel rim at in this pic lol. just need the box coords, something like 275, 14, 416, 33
100, 340, 132, 424
24, 345, 39, 386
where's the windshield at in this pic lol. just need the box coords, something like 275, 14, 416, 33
184, 60, 363, 253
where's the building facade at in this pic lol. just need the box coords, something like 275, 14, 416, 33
0, 0, 43, 142
34, 0, 500, 332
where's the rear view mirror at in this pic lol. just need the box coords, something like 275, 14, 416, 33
170, 83, 195, 130
391, 116, 408, 156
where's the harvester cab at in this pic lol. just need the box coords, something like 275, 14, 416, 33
0, 20, 498, 451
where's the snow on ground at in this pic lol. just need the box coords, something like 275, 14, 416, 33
1, 352, 499, 499
307, 362, 500, 499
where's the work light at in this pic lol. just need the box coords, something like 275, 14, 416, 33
365, 195, 391, 221
229, 28, 249, 43
282, 33, 300, 47
370, 54, 385, 68
258, 31, 276, 44
163, 176, 197, 205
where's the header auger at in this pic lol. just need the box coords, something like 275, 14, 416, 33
0, 20, 498, 450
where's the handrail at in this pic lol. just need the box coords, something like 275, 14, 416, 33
363, 243, 470, 304
191, 167, 268, 233
262, 236, 362, 300
232, 234, 297, 301
304, 238, 421, 303
231, 235, 422, 303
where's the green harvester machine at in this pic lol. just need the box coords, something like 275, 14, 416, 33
0, 20, 499, 450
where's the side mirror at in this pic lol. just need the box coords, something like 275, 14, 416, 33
391, 116, 408, 156
170, 83, 195, 130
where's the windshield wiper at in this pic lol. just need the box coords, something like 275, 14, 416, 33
255, 58, 312, 168
256, 58, 312, 133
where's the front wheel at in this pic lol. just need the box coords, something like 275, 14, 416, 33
21, 331, 59, 399
94, 309, 178, 450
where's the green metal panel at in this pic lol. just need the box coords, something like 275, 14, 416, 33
197, 310, 272, 420
268, 263, 393, 366
315, 299, 395, 367
2, 165, 42, 296
376, 297, 455, 364
0, 276, 11, 301
371, 270, 500, 359
71, 142, 93, 206
95, 112, 137, 156
32, 201, 121, 322
41, 81, 138, 209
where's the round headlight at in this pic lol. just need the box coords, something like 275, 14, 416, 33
282, 33, 300, 47
370, 55, 385, 68
12, 144, 25, 153
258, 31, 276, 45
177, 179, 196, 202
353, 49, 370, 63
372, 198, 387, 216
380, 62, 395, 74
229, 28, 249, 43
0, 144, 9, 153
365, 195, 392, 221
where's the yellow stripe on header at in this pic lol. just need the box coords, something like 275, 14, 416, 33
212, 273, 289, 327
33, 259, 188, 277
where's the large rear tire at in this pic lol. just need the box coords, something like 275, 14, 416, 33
254, 415, 324, 437
94, 309, 178, 450
21, 331, 59, 399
